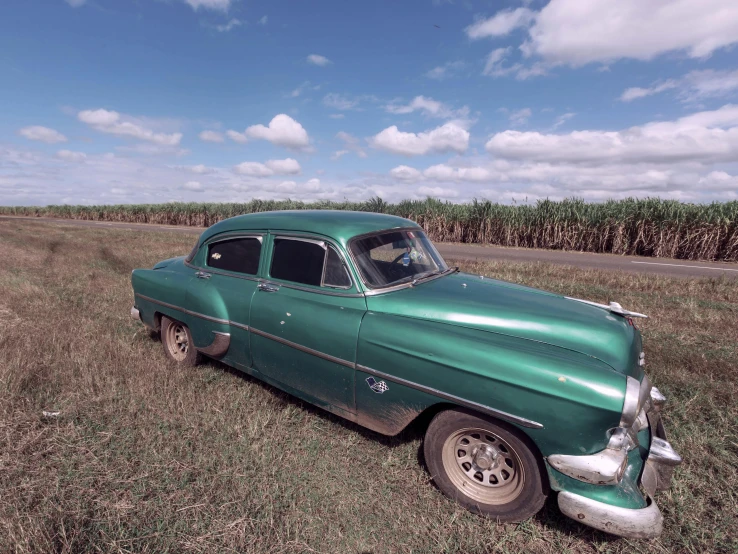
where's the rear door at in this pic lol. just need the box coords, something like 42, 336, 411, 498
249, 235, 366, 414
185, 234, 263, 367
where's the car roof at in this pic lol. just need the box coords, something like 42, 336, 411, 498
199, 210, 421, 246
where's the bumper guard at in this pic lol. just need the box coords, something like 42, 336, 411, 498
555, 386, 682, 539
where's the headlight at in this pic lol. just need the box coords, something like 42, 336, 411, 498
620, 374, 651, 428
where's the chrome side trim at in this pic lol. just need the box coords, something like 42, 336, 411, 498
228, 320, 250, 331
197, 331, 231, 358
134, 293, 235, 327
558, 491, 663, 539
356, 364, 544, 429
250, 327, 354, 368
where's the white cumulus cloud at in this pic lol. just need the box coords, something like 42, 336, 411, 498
385, 96, 470, 120
56, 150, 87, 162
199, 130, 224, 143
78, 109, 182, 146
485, 104, 738, 164
234, 158, 301, 176
241, 114, 310, 149
307, 54, 332, 66
389, 165, 422, 181
425, 61, 465, 80
370, 122, 470, 156
621, 69, 738, 102
216, 18, 242, 32
226, 130, 248, 143
184, 0, 231, 11
525, 0, 738, 66
19, 126, 67, 144
466, 8, 535, 39
183, 181, 204, 191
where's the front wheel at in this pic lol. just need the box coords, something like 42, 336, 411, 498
423, 409, 548, 522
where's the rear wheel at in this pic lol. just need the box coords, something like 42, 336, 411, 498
161, 316, 201, 366
423, 409, 547, 522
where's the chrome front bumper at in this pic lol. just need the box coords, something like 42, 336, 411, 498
558, 490, 664, 539
555, 386, 682, 539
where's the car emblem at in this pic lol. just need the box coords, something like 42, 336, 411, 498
211, 253, 222, 260
366, 377, 389, 394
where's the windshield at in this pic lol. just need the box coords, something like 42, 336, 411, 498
350, 229, 449, 288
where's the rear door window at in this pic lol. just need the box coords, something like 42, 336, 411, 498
207, 237, 262, 275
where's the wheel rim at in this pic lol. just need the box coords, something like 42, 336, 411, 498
165, 322, 189, 362
441, 427, 525, 505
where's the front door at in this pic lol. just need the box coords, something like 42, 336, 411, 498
185, 234, 263, 367
250, 235, 366, 414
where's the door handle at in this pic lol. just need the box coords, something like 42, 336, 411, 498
196, 271, 212, 280
258, 282, 279, 293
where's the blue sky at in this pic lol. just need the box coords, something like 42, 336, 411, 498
2, 0, 738, 206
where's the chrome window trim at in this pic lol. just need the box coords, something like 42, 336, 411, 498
357, 364, 543, 429
258, 279, 364, 298
321, 245, 353, 290
204, 233, 264, 276
346, 226, 451, 293
268, 234, 358, 294
273, 235, 326, 249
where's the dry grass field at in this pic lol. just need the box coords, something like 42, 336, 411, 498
1, 219, 736, 554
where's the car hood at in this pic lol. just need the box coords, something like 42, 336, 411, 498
365, 271, 642, 376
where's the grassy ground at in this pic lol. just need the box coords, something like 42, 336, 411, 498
1, 220, 736, 554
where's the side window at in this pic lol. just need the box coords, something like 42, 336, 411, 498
323, 247, 351, 288
271, 239, 325, 286
207, 237, 261, 275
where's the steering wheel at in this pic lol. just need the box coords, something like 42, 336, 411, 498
387, 251, 412, 279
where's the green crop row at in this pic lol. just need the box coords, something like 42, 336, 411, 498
3, 197, 738, 261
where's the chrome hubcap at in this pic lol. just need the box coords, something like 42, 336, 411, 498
442, 428, 525, 504
166, 323, 189, 361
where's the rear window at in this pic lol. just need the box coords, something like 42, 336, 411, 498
207, 237, 261, 275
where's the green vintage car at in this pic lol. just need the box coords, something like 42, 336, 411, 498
130, 210, 681, 538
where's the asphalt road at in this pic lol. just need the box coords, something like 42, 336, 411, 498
3, 215, 737, 279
